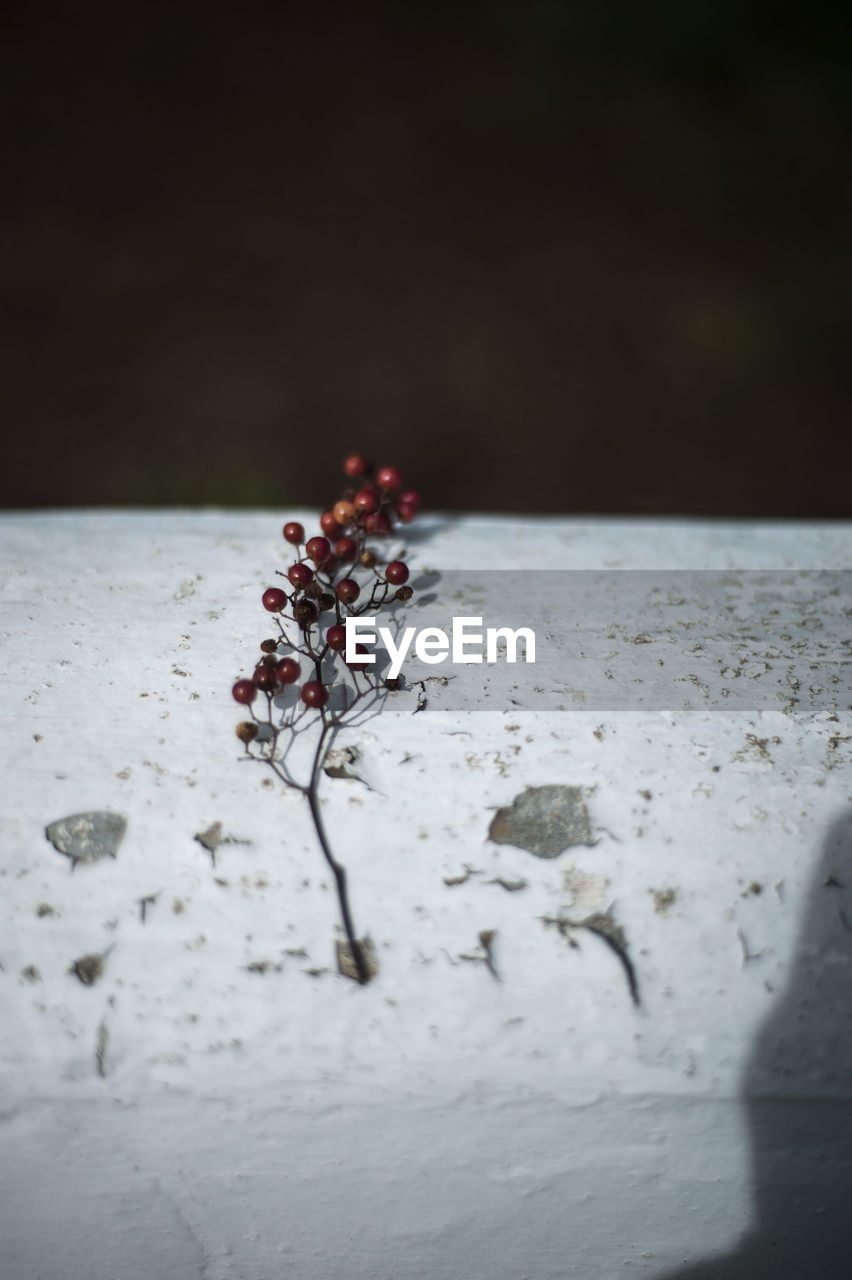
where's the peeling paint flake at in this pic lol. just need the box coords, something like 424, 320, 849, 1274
488, 785, 593, 858
45, 811, 127, 866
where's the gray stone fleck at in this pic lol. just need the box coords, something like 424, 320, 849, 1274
488, 785, 593, 858
45, 812, 127, 866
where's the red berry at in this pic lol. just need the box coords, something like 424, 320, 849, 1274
306, 536, 331, 564
252, 664, 279, 692
376, 465, 403, 492
301, 681, 329, 708
343, 453, 368, 478
396, 490, 421, 522
353, 488, 378, 515
335, 537, 357, 561
288, 562, 313, 588
385, 560, 409, 585
276, 656, 300, 684
232, 679, 257, 705
326, 624, 347, 651
320, 510, 339, 537
333, 499, 356, 525
346, 643, 371, 667
365, 511, 391, 534
395, 501, 417, 523
335, 578, 360, 605
262, 587, 288, 612
283, 521, 304, 544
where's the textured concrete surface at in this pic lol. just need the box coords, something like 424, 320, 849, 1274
1, 511, 851, 1278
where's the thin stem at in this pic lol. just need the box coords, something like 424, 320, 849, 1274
241, 534, 412, 985
306, 722, 371, 984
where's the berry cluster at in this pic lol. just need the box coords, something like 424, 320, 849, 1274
231, 455, 422, 984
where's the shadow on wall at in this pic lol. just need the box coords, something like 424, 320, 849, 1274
658, 810, 852, 1278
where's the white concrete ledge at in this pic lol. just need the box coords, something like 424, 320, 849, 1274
1, 510, 851, 1278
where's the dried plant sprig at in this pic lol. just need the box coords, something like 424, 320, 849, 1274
232, 455, 421, 984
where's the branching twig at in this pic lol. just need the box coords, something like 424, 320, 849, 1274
231, 457, 421, 983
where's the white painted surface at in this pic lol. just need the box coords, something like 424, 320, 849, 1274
1, 511, 851, 1279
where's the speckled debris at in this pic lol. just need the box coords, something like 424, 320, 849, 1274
45, 811, 127, 866
488, 785, 593, 858
194, 821, 224, 857
69, 952, 105, 986
323, 745, 373, 788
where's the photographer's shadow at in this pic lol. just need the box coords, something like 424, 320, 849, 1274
658, 810, 852, 1278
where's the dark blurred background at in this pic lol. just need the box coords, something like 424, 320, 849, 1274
3, 0, 850, 515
